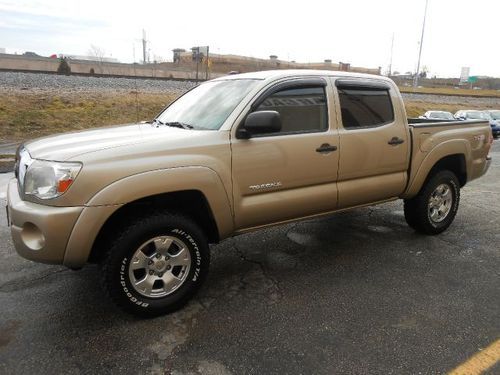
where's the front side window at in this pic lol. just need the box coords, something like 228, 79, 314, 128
253, 86, 328, 135
338, 86, 394, 129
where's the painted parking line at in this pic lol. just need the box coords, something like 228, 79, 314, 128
448, 339, 500, 375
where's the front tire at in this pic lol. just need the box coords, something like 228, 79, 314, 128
101, 212, 209, 318
403, 170, 460, 235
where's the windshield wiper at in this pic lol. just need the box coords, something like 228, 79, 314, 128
151, 118, 165, 127
151, 119, 195, 129
163, 121, 194, 129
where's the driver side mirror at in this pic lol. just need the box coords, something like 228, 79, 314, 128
237, 111, 281, 139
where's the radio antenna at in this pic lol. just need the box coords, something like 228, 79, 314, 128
132, 43, 140, 123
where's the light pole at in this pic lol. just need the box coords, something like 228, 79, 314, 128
388, 32, 394, 76
413, 0, 429, 88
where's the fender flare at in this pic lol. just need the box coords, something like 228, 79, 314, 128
403, 139, 470, 198
63, 166, 234, 268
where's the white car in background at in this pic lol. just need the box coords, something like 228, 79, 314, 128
419, 111, 455, 120
454, 110, 490, 121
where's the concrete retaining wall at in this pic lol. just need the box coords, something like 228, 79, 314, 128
0, 54, 224, 80
0, 53, 381, 80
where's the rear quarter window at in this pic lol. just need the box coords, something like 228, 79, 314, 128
337, 86, 394, 129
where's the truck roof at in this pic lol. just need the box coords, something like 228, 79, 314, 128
213, 69, 390, 82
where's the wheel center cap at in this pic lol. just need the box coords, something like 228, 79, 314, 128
154, 259, 167, 271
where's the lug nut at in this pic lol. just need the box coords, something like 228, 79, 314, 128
156, 254, 162, 259
149, 270, 154, 275
148, 260, 154, 265
158, 272, 163, 277
166, 265, 171, 270
165, 256, 170, 260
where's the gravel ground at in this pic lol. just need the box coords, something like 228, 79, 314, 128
402, 92, 500, 107
0, 71, 197, 96
1, 72, 499, 108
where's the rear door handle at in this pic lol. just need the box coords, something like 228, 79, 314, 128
388, 137, 405, 146
316, 143, 338, 153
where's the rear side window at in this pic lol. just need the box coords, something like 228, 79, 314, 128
338, 86, 394, 129
255, 86, 328, 134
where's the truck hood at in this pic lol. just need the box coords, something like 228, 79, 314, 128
24, 123, 190, 161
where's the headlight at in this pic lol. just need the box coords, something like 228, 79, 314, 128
24, 160, 82, 199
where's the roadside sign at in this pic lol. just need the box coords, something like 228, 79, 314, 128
460, 67, 470, 84
468, 76, 478, 83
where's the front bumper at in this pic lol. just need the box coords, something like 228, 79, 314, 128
6, 178, 83, 265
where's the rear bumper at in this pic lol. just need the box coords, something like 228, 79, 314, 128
484, 156, 492, 175
6, 179, 83, 265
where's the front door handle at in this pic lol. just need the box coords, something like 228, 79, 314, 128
316, 143, 338, 153
388, 137, 405, 146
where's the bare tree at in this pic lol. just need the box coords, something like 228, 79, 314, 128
88, 44, 107, 74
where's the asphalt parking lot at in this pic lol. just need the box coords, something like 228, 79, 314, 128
0, 142, 499, 375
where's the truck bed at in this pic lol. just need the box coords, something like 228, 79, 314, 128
408, 118, 489, 128
403, 118, 491, 197
408, 118, 488, 127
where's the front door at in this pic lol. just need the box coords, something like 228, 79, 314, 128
231, 78, 340, 231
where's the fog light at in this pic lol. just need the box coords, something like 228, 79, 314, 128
20, 222, 45, 251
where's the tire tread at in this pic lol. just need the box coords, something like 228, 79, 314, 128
403, 170, 460, 235
100, 210, 209, 317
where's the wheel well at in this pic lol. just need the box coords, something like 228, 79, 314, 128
428, 154, 467, 187
88, 190, 220, 263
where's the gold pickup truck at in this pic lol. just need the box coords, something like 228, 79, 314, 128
6, 70, 493, 317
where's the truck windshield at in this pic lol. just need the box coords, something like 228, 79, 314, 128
467, 111, 490, 120
431, 112, 454, 120
489, 111, 500, 120
155, 79, 259, 130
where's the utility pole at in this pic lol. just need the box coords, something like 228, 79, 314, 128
142, 29, 147, 64
194, 47, 200, 82
413, 0, 429, 88
205, 46, 210, 80
388, 33, 394, 76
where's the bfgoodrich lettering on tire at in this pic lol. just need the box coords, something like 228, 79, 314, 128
101, 212, 209, 317
403, 170, 460, 235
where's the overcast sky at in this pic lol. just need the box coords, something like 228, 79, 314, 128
1, 0, 499, 78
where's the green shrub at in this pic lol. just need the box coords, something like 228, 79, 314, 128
57, 58, 71, 75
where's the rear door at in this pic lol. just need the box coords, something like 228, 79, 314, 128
332, 78, 410, 208
230, 77, 340, 230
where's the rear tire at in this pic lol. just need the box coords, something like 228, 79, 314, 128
101, 211, 209, 318
403, 199, 419, 230
403, 170, 460, 235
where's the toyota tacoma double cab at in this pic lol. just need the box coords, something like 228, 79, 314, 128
6, 70, 492, 317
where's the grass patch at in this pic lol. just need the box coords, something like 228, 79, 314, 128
0, 92, 176, 141
0, 91, 496, 142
